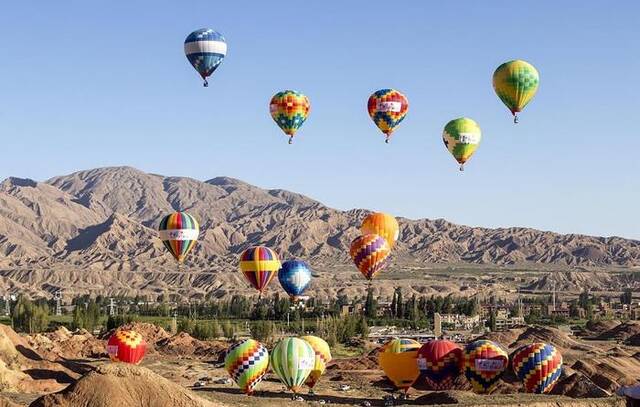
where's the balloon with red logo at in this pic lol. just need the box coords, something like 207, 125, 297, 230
416, 340, 463, 390
107, 330, 146, 364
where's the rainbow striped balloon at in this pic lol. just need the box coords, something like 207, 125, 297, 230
512, 343, 563, 394
349, 234, 391, 281
463, 340, 509, 394
224, 339, 269, 395
239, 246, 281, 294
158, 212, 199, 263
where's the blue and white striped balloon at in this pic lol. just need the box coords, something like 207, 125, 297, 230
278, 260, 312, 301
184, 28, 227, 87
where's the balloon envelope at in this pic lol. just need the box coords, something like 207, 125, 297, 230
512, 343, 563, 394
184, 28, 227, 86
224, 339, 269, 395
349, 234, 391, 281
463, 340, 509, 394
270, 337, 315, 393
239, 246, 281, 294
278, 260, 312, 301
270, 90, 310, 143
378, 338, 421, 392
107, 330, 146, 364
361, 212, 400, 248
158, 212, 199, 263
417, 340, 463, 390
493, 60, 539, 119
300, 336, 332, 389
442, 117, 481, 170
367, 89, 409, 142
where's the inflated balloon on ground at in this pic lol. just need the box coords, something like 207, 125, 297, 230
107, 330, 146, 364
512, 342, 563, 394
224, 339, 269, 395
300, 335, 332, 389
463, 340, 509, 394
378, 338, 421, 393
417, 340, 463, 390
270, 337, 316, 393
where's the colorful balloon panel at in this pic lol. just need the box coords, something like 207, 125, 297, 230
381, 338, 421, 354
270, 337, 315, 393
463, 340, 509, 394
158, 212, 199, 263
300, 336, 332, 389
512, 343, 563, 394
361, 212, 400, 248
269, 90, 310, 143
184, 28, 227, 86
493, 60, 539, 120
224, 339, 269, 395
367, 89, 409, 142
278, 260, 312, 301
349, 234, 391, 281
417, 340, 463, 390
442, 117, 482, 170
239, 246, 281, 293
107, 330, 146, 365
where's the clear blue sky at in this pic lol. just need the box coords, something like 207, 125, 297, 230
0, 1, 638, 239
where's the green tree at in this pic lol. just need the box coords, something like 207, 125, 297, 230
12, 296, 49, 333
488, 309, 497, 332
395, 288, 404, 319
364, 288, 377, 319
621, 289, 633, 305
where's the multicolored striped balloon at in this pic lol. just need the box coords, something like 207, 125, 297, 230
158, 212, 199, 263
349, 234, 391, 281
107, 330, 146, 365
361, 212, 400, 248
378, 338, 421, 393
270, 337, 315, 394
417, 340, 463, 390
184, 28, 227, 87
269, 90, 310, 144
278, 260, 312, 301
512, 343, 563, 394
239, 246, 281, 294
224, 339, 269, 395
493, 60, 539, 123
442, 117, 482, 171
367, 89, 409, 143
300, 336, 332, 389
463, 340, 509, 394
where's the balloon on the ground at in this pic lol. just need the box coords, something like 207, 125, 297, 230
278, 260, 312, 301
349, 234, 391, 281
512, 343, 563, 394
442, 117, 482, 171
300, 335, 332, 389
361, 212, 400, 248
463, 340, 509, 394
493, 60, 539, 123
107, 330, 146, 364
239, 246, 281, 294
270, 337, 316, 393
184, 28, 227, 87
158, 212, 199, 264
269, 90, 310, 144
367, 89, 409, 143
378, 338, 421, 393
417, 340, 463, 390
224, 339, 269, 395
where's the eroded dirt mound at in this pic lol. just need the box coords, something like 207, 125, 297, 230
27, 326, 105, 360
552, 372, 611, 398
598, 322, 640, 342
0, 397, 20, 407
586, 320, 621, 335
30, 363, 226, 407
156, 332, 226, 360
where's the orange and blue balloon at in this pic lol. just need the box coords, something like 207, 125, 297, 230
367, 89, 409, 143
512, 343, 563, 394
278, 260, 312, 301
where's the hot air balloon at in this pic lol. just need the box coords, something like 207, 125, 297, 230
349, 234, 391, 282
493, 60, 539, 123
184, 28, 227, 87
463, 340, 509, 394
239, 246, 281, 296
107, 330, 146, 364
270, 337, 316, 394
442, 117, 482, 171
367, 89, 409, 143
158, 212, 199, 264
224, 339, 269, 395
512, 343, 563, 394
269, 90, 310, 144
278, 260, 312, 302
378, 338, 421, 394
361, 212, 400, 248
416, 340, 463, 390
300, 336, 332, 392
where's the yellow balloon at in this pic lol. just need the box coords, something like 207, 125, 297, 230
361, 212, 400, 248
